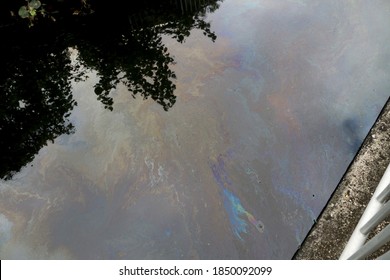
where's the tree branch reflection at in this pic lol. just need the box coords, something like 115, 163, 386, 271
0, 0, 223, 179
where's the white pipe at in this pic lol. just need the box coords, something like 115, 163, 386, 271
340, 163, 390, 259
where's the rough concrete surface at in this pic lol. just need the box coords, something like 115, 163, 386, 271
294, 98, 390, 260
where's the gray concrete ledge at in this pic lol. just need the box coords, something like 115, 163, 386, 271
294, 98, 390, 260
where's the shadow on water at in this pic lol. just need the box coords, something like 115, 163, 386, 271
0, 0, 222, 179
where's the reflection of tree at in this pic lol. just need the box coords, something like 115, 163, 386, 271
0, 0, 222, 179
74, 0, 222, 111
75, 26, 178, 111
0, 42, 76, 179
123, 0, 221, 43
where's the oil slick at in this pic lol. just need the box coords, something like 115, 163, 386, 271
209, 155, 264, 241
1, 0, 390, 259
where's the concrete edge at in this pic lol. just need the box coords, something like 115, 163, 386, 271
294, 97, 390, 260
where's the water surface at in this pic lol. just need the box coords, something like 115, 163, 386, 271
1, 0, 390, 259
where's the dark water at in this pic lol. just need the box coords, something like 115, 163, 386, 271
0, 0, 390, 259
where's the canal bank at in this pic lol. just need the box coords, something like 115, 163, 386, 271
294, 98, 390, 260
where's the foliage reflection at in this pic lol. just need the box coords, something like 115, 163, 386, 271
0, 0, 222, 179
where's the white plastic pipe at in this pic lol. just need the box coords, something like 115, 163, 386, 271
340, 163, 390, 259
